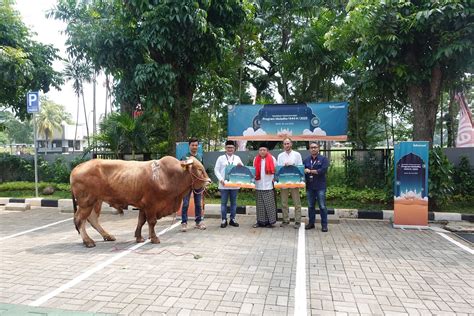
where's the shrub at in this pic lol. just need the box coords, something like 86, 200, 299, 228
429, 147, 455, 211
0, 154, 34, 182
0, 153, 91, 184
452, 156, 474, 197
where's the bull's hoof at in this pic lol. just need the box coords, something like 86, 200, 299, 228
83, 241, 96, 248
103, 235, 116, 241
150, 236, 160, 244
136, 236, 145, 243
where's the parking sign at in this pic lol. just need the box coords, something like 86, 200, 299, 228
27, 91, 40, 113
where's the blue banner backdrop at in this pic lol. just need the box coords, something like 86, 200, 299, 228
227, 102, 348, 141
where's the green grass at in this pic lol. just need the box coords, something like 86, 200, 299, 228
205, 192, 388, 210
0, 190, 71, 199
441, 201, 474, 214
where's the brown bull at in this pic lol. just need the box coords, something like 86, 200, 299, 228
70, 156, 211, 247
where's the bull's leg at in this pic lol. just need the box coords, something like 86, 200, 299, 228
87, 202, 116, 241
75, 205, 96, 248
134, 209, 147, 243
146, 213, 160, 244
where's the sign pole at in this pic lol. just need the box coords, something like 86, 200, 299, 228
33, 113, 39, 197
27, 91, 40, 198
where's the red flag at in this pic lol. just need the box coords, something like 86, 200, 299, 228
455, 92, 474, 148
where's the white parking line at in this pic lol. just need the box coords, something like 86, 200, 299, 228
437, 232, 474, 255
29, 221, 181, 307
294, 224, 307, 315
0, 218, 72, 241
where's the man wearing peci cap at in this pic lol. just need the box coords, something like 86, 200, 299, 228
214, 140, 243, 228
253, 143, 278, 228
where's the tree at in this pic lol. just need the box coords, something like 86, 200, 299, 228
88, 112, 149, 159
0, 110, 33, 144
63, 57, 93, 149
240, 0, 347, 104
325, 0, 474, 144
0, 1, 62, 120
35, 97, 72, 154
52, 0, 247, 154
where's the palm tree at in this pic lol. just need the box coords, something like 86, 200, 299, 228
63, 57, 92, 151
87, 112, 149, 159
35, 98, 72, 155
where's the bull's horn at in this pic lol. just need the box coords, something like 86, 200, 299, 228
180, 159, 193, 170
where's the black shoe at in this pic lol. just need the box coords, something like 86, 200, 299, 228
305, 224, 315, 230
294, 222, 301, 229
220, 220, 227, 228
322, 226, 328, 232
229, 220, 239, 227
280, 221, 289, 227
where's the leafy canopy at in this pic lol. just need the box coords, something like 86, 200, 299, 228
0, 1, 63, 119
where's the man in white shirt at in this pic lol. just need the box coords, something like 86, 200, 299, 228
214, 140, 243, 228
277, 138, 303, 228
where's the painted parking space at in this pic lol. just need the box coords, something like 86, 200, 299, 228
0, 207, 473, 315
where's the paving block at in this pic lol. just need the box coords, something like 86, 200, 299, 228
5, 203, 30, 211
246, 205, 256, 215
204, 204, 220, 216
286, 206, 308, 219
336, 209, 358, 218
59, 199, 74, 213
25, 198, 43, 207
383, 210, 394, 220
434, 212, 462, 221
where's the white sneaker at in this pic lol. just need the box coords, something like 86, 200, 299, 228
195, 222, 206, 230
181, 223, 187, 232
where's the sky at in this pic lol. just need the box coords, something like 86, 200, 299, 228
14, 0, 109, 126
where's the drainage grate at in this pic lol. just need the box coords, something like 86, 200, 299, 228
453, 232, 474, 244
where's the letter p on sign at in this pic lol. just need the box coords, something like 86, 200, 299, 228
27, 91, 40, 113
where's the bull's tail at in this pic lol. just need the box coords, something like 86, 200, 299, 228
71, 192, 80, 234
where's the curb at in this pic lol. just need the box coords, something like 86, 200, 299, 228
1, 197, 473, 222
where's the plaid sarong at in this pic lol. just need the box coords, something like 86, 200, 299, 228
256, 189, 277, 225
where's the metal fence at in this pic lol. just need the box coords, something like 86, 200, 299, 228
91, 149, 393, 188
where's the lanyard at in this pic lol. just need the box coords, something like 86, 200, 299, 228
226, 154, 234, 165
310, 156, 318, 169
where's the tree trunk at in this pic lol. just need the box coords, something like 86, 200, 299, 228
45, 133, 49, 155
73, 94, 80, 153
167, 78, 194, 156
81, 91, 90, 147
104, 74, 109, 118
407, 65, 443, 146
446, 90, 456, 147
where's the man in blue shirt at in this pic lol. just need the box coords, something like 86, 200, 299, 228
303, 142, 329, 232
